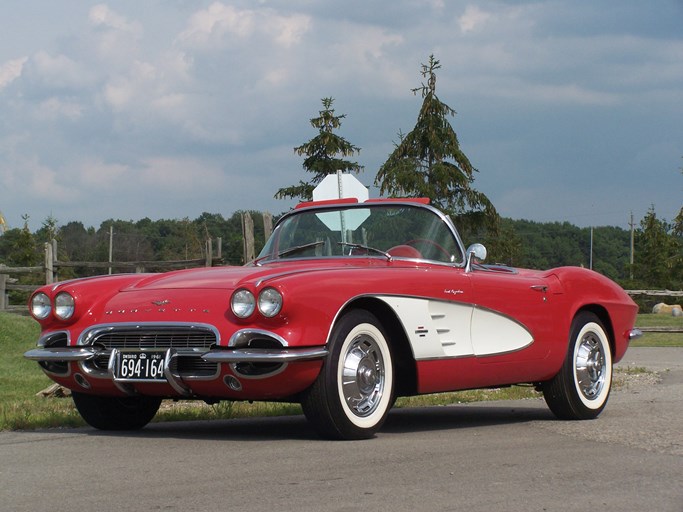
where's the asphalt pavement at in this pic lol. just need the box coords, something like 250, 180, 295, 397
1, 347, 681, 512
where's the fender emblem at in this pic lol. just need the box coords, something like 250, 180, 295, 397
152, 299, 171, 306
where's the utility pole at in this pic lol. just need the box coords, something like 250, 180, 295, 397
629, 212, 635, 280
108, 225, 114, 275
589, 227, 593, 270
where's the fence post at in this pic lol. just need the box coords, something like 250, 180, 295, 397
0, 273, 7, 310
45, 242, 54, 285
205, 239, 213, 267
242, 213, 255, 263
263, 212, 273, 241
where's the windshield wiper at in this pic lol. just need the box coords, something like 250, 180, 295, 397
277, 241, 326, 258
338, 242, 391, 260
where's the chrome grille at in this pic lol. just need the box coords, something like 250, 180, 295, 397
91, 328, 216, 350
84, 325, 220, 378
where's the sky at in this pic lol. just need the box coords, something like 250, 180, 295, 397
0, 0, 681, 233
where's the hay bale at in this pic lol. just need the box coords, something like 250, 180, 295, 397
652, 303, 683, 316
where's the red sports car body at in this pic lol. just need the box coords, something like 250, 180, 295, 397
25, 199, 640, 439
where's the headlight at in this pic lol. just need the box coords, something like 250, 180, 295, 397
31, 292, 52, 320
231, 289, 255, 318
54, 292, 75, 320
258, 288, 283, 317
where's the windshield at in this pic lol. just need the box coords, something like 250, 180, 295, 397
258, 203, 464, 264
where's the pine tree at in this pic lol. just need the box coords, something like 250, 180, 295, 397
634, 206, 681, 288
375, 55, 497, 229
275, 98, 363, 201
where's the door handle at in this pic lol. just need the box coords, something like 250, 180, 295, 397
530, 285, 548, 293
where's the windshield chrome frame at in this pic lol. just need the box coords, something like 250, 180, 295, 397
257, 200, 467, 267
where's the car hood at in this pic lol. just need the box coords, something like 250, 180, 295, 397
120, 266, 271, 291
120, 262, 357, 292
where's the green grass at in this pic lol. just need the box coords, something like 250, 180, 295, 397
1, 311, 678, 431
632, 313, 683, 347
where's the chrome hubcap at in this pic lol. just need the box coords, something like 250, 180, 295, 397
341, 334, 385, 417
575, 333, 606, 400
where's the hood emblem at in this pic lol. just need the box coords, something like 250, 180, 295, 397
152, 299, 171, 306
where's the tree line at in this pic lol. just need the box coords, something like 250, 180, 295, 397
1, 206, 679, 286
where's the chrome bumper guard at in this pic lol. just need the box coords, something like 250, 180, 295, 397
628, 328, 643, 341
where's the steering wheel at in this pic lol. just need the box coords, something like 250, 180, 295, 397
404, 238, 451, 260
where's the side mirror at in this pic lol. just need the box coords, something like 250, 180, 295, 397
465, 243, 487, 273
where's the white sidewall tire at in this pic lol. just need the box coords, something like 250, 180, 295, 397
336, 322, 394, 430
572, 321, 612, 411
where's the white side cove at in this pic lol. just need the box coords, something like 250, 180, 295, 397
376, 296, 533, 360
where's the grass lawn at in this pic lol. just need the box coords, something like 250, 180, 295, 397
631, 313, 683, 347
1, 311, 679, 431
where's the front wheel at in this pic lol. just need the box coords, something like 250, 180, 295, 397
543, 312, 612, 420
72, 392, 162, 430
301, 310, 394, 440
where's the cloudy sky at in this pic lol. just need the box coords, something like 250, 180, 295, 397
1, 0, 681, 232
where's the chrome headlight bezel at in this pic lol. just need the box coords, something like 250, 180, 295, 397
231, 289, 256, 318
31, 292, 52, 320
258, 287, 283, 318
54, 292, 75, 320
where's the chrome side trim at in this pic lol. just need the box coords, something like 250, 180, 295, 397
24, 347, 97, 362
201, 347, 328, 363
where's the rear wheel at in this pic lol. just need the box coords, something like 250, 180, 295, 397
301, 310, 394, 440
72, 392, 162, 430
543, 312, 612, 420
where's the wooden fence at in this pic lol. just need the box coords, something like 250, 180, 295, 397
0, 238, 222, 313
1, 226, 681, 315
0, 211, 275, 313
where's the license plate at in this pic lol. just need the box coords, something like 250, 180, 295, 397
115, 351, 166, 381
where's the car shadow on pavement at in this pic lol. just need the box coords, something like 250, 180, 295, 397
383, 402, 554, 434
77, 401, 554, 442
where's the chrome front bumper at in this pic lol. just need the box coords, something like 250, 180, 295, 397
24, 346, 329, 364
25, 345, 329, 397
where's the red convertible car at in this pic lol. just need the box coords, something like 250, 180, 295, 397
25, 198, 640, 439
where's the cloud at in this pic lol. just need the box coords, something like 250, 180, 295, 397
458, 5, 492, 33
178, 2, 311, 49
0, 0, 680, 231
0, 57, 27, 89
35, 98, 84, 121
89, 4, 142, 34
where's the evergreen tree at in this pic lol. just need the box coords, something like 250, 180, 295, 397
375, 55, 498, 230
633, 206, 681, 288
675, 164, 683, 236
275, 97, 363, 202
